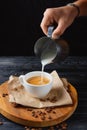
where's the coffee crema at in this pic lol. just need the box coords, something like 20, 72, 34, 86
27, 76, 50, 86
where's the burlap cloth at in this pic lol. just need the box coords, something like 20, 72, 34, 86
7, 70, 73, 108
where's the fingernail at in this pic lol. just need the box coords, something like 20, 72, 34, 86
52, 35, 60, 39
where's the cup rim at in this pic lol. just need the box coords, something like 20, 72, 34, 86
23, 71, 53, 87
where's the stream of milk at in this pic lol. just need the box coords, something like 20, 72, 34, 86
40, 58, 53, 83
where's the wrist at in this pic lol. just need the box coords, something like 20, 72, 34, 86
67, 3, 80, 18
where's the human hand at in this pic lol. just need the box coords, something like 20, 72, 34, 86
40, 5, 78, 39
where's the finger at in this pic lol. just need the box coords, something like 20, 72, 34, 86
40, 10, 53, 35
40, 17, 49, 35
52, 20, 67, 39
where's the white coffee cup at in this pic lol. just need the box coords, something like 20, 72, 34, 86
19, 71, 53, 98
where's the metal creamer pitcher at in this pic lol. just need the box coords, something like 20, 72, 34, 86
34, 26, 69, 64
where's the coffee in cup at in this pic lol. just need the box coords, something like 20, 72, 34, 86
27, 76, 50, 86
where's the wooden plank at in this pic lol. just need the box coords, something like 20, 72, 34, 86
0, 81, 78, 127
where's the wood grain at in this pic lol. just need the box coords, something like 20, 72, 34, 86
0, 81, 78, 127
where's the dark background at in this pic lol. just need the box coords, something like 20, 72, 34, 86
0, 0, 87, 56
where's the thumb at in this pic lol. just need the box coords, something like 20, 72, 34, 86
52, 21, 66, 39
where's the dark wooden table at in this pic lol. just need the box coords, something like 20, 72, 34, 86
0, 56, 87, 130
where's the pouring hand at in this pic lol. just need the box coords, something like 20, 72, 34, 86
40, 5, 78, 39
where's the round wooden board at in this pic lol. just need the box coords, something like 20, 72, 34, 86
0, 81, 78, 127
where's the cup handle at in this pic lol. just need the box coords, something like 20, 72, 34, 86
19, 75, 24, 86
